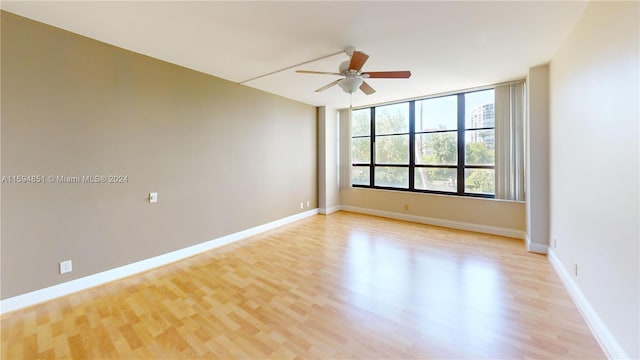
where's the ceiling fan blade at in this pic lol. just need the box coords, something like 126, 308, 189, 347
348, 51, 369, 71
315, 79, 341, 92
362, 71, 412, 79
360, 81, 376, 95
296, 70, 342, 76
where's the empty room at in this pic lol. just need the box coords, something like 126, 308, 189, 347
1, 1, 638, 359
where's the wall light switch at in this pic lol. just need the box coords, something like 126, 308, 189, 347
149, 192, 158, 203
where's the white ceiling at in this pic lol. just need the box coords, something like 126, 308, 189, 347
2, 1, 587, 109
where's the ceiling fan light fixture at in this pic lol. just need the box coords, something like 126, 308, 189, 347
338, 77, 364, 94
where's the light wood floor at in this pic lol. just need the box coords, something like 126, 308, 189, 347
2, 211, 604, 359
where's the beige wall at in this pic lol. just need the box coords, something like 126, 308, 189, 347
341, 188, 525, 233
0, 12, 317, 299
526, 64, 550, 252
549, 1, 639, 357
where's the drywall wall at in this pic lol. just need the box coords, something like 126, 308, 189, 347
549, 1, 639, 357
1, 11, 317, 299
526, 64, 550, 253
341, 188, 525, 235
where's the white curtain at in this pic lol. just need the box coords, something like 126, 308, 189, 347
338, 108, 352, 189
495, 82, 525, 201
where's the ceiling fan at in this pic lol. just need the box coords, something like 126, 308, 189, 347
296, 47, 412, 95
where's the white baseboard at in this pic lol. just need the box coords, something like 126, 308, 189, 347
525, 234, 548, 254
318, 205, 341, 215
547, 249, 628, 359
340, 205, 526, 240
0, 209, 319, 315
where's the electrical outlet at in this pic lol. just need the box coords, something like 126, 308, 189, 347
149, 192, 158, 203
60, 260, 72, 274
306, 201, 310, 208
300, 202, 304, 209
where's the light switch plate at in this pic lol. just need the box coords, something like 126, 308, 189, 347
149, 192, 158, 203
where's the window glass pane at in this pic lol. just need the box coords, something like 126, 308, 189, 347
465, 130, 495, 165
375, 135, 409, 164
351, 137, 370, 163
375, 103, 409, 135
415, 168, 457, 192
374, 167, 409, 188
352, 166, 370, 186
465, 169, 495, 195
415, 132, 457, 165
465, 89, 495, 129
352, 109, 371, 136
415, 95, 457, 132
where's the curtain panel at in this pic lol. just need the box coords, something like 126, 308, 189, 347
495, 82, 525, 201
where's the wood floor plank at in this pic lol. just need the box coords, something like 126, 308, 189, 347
1, 211, 605, 359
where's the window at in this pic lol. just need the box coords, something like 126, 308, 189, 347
351, 88, 496, 197
351, 108, 371, 186
374, 103, 410, 188
464, 90, 495, 195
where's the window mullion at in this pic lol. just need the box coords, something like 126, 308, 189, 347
457, 94, 465, 195
409, 101, 415, 190
370, 107, 375, 187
